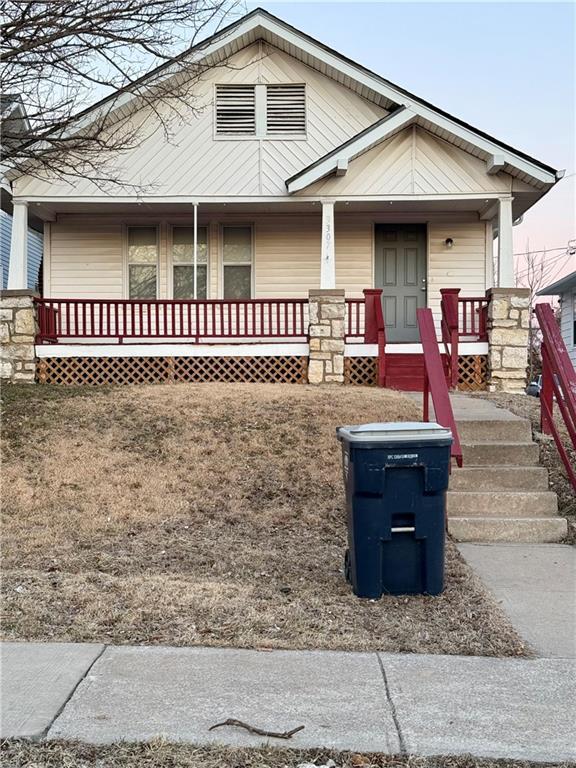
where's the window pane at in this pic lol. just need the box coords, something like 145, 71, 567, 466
224, 265, 251, 299
173, 265, 207, 300
128, 227, 157, 264
129, 265, 157, 299
223, 226, 252, 263
172, 227, 207, 264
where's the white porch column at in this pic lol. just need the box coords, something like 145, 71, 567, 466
497, 197, 514, 287
8, 200, 28, 290
320, 200, 336, 289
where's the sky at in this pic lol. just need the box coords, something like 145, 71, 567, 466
246, 1, 576, 284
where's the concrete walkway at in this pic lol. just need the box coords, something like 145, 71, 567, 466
1, 642, 574, 761
459, 543, 576, 658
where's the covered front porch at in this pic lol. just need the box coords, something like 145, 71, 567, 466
4, 195, 522, 390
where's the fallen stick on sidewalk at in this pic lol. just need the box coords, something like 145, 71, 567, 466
209, 718, 305, 739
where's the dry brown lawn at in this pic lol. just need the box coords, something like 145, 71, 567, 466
1, 383, 525, 656
1, 740, 571, 768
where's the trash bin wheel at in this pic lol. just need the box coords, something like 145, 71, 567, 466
344, 548, 351, 583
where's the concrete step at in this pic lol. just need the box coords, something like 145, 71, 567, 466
448, 517, 568, 543
456, 418, 532, 444
449, 465, 549, 492
461, 442, 540, 466
447, 491, 558, 518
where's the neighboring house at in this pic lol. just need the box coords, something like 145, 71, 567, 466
4, 8, 562, 387
538, 271, 576, 368
1, 95, 43, 292
1, 209, 42, 292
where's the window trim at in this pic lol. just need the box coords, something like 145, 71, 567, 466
220, 223, 254, 300
214, 83, 307, 140
168, 223, 210, 300
123, 223, 160, 300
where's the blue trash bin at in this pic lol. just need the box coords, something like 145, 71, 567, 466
336, 422, 453, 598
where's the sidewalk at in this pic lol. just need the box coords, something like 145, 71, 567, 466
459, 543, 576, 658
1, 642, 574, 762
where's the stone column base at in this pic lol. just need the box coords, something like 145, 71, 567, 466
1, 290, 39, 383
308, 289, 345, 384
486, 288, 530, 394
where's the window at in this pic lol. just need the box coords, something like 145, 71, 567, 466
215, 84, 306, 137
127, 226, 157, 299
172, 226, 208, 299
222, 226, 252, 299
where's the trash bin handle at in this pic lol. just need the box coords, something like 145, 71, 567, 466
391, 526, 416, 533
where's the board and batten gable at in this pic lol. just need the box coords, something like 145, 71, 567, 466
14, 43, 387, 199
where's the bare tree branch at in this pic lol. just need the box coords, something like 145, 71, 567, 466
1, 0, 246, 188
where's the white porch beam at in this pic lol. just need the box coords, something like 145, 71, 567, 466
7, 200, 28, 289
497, 197, 515, 287
487, 154, 506, 175
320, 201, 336, 289
335, 158, 348, 176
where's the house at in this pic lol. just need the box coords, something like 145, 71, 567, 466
538, 270, 576, 368
1, 210, 42, 292
2, 8, 561, 388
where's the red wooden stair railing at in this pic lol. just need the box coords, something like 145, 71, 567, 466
417, 307, 463, 467
535, 302, 576, 492
363, 289, 386, 387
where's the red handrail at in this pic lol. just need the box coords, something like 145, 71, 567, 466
440, 288, 460, 389
535, 303, 576, 491
363, 289, 386, 387
34, 297, 309, 344
417, 307, 463, 467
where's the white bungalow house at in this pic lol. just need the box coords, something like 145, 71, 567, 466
3, 8, 562, 388
538, 270, 576, 369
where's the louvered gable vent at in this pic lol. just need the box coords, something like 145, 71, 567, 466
266, 84, 306, 135
216, 85, 256, 135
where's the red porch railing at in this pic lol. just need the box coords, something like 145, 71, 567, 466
440, 289, 490, 389
346, 290, 386, 385
34, 298, 309, 344
417, 306, 463, 467
535, 303, 576, 492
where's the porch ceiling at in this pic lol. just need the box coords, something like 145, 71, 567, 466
29, 195, 534, 222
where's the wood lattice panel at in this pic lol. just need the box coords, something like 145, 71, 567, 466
36, 356, 308, 386
344, 355, 488, 391
173, 356, 307, 384
457, 355, 488, 392
344, 357, 378, 386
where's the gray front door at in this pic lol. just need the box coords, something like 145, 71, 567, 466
374, 224, 427, 343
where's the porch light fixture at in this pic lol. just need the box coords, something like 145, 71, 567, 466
445, 238, 454, 249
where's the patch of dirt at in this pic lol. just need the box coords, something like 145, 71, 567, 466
473, 393, 576, 536
1, 740, 571, 768
1, 383, 526, 656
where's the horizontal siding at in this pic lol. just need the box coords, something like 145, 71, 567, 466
428, 221, 487, 332
50, 220, 123, 298
255, 215, 321, 297
560, 290, 576, 367
48, 213, 488, 331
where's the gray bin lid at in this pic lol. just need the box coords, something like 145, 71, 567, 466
337, 422, 452, 444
